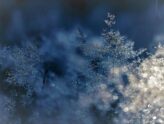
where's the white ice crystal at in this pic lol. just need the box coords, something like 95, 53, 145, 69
116, 45, 164, 124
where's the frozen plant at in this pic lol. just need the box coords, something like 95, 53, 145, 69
82, 13, 145, 77
115, 44, 164, 124
0, 12, 157, 124
76, 13, 146, 122
0, 42, 43, 108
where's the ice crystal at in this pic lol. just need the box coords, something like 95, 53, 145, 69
0, 12, 162, 124
115, 44, 164, 124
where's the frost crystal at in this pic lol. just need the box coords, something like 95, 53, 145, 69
116, 45, 164, 124
0, 12, 163, 124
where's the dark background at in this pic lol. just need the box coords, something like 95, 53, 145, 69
0, 0, 164, 49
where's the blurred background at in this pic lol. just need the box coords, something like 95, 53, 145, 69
0, 0, 164, 49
